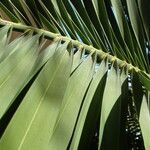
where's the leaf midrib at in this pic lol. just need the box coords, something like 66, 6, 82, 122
0, 19, 149, 76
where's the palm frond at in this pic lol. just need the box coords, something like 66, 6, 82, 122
0, 0, 150, 150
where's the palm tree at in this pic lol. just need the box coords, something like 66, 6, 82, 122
0, 0, 149, 149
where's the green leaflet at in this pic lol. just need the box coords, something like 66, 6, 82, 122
18, 0, 37, 27
0, 34, 38, 85
69, 0, 101, 47
38, 12, 59, 33
55, 0, 77, 39
71, 48, 82, 72
30, 39, 60, 75
0, 2, 19, 22
61, 0, 93, 44
98, 65, 128, 150
49, 0, 76, 39
61, 0, 100, 47
48, 54, 95, 150
76, 0, 109, 50
0, 41, 73, 150
0, 35, 39, 119
92, 0, 113, 51
0, 25, 9, 43
38, 0, 65, 34
4, 0, 27, 24
126, 0, 145, 49
111, 0, 125, 39
110, 0, 135, 60
139, 94, 150, 150
0, 25, 10, 57
148, 92, 150, 110
0, 30, 60, 121
138, 0, 150, 45
110, 0, 133, 44
0, 34, 29, 62
126, 0, 148, 72
70, 60, 108, 150
25, 0, 42, 27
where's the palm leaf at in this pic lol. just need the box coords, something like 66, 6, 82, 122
0, 0, 150, 150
